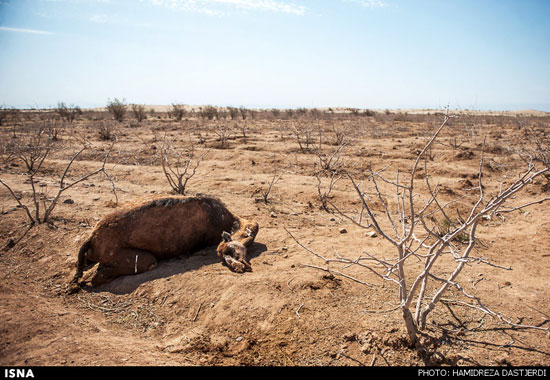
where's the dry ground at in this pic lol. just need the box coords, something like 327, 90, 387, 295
1, 109, 549, 366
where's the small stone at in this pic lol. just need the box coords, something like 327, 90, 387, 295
367, 231, 377, 238
270, 212, 277, 218
63, 199, 74, 204
339, 228, 347, 234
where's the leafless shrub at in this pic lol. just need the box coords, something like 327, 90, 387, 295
1, 107, 20, 138
309, 108, 322, 119
227, 107, 239, 120
0, 106, 19, 126
106, 98, 127, 122
97, 121, 117, 141
170, 104, 186, 121
160, 134, 205, 195
200, 105, 218, 121
517, 125, 550, 190
131, 104, 147, 122
285, 109, 295, 119
271, 108, 281, 119
289, 108, 550, 347
330, 123, 346, 146
260, 172, 282, 204
347, 108, 360, 117
55, 102, 82, 123
239, 107, 248, 120
363, 109, 376, 117
213, 124, 233, 149
315, 169, 340, 212
238, 122, 249, 138
0, 137, 114, 225
292, 122, 314, 153
315, 127, 346, 172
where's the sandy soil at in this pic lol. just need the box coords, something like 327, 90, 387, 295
1, 109, 549, 366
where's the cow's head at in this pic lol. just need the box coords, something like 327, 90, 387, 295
216, 231, 252, 273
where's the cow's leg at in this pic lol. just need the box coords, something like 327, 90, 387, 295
221, 254, 251, 273
91, 248, 157, 286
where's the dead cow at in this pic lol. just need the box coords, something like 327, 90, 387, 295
69, 196, 259, 288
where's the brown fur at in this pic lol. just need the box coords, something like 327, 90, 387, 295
68, 196, 259, 290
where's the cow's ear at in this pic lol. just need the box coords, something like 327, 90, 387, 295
221, 231, 232, 242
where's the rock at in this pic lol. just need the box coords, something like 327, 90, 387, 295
339, 228, 347, 234
63, 199, 74, 204
270, 211, 277, 218
367, 231, 377, 238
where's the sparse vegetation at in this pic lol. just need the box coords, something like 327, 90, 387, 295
97, 121, 116, 141
106, 98, 127, 122
290, 109, 550, 347
159, 134, 205, 195
170, 104, 186, 121
131, 104, 147, 122
0, 123, 114, 225
1, 105, 549, 366
55, 102, 82, 123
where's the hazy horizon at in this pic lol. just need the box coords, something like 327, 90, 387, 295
1, 0, 549, 111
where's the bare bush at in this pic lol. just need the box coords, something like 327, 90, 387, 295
238, 122, 249, 138
315, 169, 340, 212
213, 124, 233, 149
131, 104, 147, 122
160, 134, 205, 195
292, 122, 314, 153
200, 105, 218, 121
315, 127, 346, 172
285, 109, 295, 119
55, 102, 82, 123
260, 172, 282, 204
0, 133, 114, 225
295, 108, 307, 118
97, 121, 116, 141
239, 107, 248, 120
289, 109, 550, 346
518, 125, 550, 190
227, 107, 239, 120
0, 106, 19, 127
106, 98, 127, 122
271, 108, 281, 119
170, 104, 186, 121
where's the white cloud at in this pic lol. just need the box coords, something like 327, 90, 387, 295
90, 14, 109, 23
342, 0, 387, 9
146, 0, 306, 16
0, 26, 55, 35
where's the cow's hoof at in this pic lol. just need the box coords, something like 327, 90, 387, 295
231, 261, 246, 273
66, 282, 81, 294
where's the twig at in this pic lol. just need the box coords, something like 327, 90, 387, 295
370, 353, 377, 366
287, 277, 296, 293
193, 302, 203, 322
296, 303, 304, 319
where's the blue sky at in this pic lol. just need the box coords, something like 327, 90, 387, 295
0, 0, 549, 110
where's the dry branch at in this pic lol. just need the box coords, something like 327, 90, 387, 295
291, 107, 550, 346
